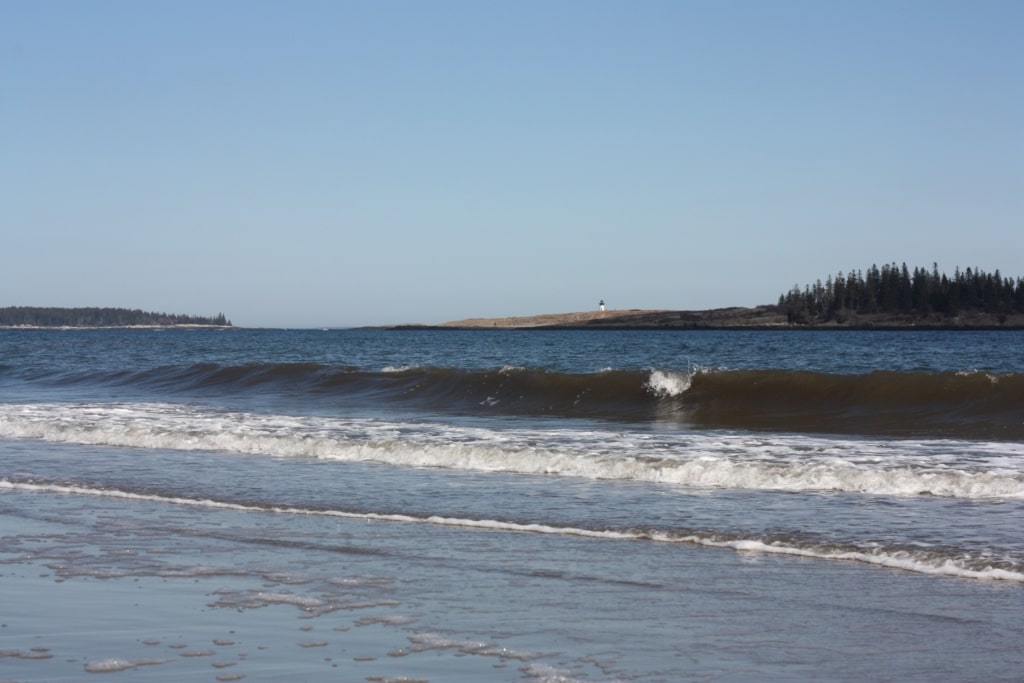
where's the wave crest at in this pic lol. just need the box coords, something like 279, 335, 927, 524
645, 369, 692, 397
7, 362, 1024, 439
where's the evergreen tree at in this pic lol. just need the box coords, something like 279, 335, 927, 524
0, 307, 232, 327
776, 264, 1023, 323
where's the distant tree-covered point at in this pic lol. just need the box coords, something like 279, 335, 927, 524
779, 263, 1024, 325
0, 307, 231, 327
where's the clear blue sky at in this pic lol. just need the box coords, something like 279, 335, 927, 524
3, 1, 1021, 327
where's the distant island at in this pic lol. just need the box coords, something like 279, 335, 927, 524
0, 307, 232, 328
398, 263, 1024, 330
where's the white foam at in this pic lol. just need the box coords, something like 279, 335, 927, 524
356, 615, 417, 626
683, 536, 1024, 582
381, 365, 418, 373
253, 592, 324, 609
4, 478, 1020, 582
205, 587, 337, 614
521, 663, 594, 682
2, 402, 1023, 499
644, 369, 692, 397
83, 658, 168, 673
955, 369, 1002, 384
403, 632, 544, 661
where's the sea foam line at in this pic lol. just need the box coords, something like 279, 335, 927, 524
3, 479, 1021, 583
2, 403, 1024, 499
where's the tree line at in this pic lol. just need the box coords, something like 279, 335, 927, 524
0, 307, 231, 327
778, 263, 1024, 324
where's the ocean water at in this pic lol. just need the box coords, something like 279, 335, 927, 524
1, 327, 1023, 681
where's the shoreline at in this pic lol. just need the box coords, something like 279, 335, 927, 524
3, 313, 1022, 332
386, 306, 1024, 331
0, 324, 234, 330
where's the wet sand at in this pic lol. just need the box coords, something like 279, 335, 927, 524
0, 563, 526, 683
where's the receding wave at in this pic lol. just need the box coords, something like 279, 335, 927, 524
2, 403, 1023, 499
3, 478, 1020, 582
10, 362, 1024, 439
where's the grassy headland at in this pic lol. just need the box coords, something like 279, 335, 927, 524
395, 263, 1024, 330
425, 306, 1024, 330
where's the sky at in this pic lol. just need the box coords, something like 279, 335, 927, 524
2, 1, 1021, 327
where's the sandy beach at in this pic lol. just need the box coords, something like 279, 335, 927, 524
0, 565, 519, 682
5, 484, 1022, 683
0, 492, 555, 683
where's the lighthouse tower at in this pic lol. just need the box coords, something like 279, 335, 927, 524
599, 300, 605, 312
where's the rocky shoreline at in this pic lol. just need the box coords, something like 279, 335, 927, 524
392, 306, 1024, 330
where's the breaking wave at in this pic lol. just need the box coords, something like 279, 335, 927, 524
8, 362, 1024, 439
1, 402, 1022, 499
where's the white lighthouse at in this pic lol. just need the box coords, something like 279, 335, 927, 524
599, 300, 605, 312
